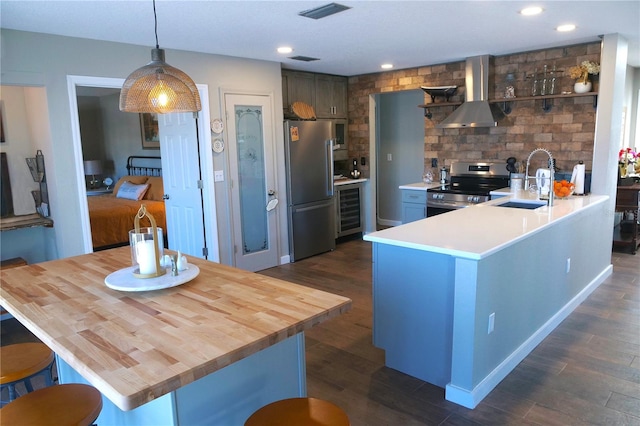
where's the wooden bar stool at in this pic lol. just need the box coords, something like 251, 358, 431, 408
1, 342, 55, 405
0, 383, 103, 426
245, 397, 350, 426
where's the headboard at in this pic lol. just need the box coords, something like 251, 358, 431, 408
126, 156, 162, 176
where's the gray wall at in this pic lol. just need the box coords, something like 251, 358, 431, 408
81, 93, 157, 181
1, 29, 285, 263
376, 90, 424, 224
78, 96, 106, 162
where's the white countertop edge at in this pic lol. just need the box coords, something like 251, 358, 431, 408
399, 182, 444, 191
335, 178, 368, 186
363, 235, 484, 260
364, 194, 609, 260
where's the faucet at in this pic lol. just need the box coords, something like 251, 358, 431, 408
524, 148, 554, 206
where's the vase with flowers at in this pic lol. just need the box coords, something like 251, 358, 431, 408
619, 147, 638, 178
568, 61, 600, 93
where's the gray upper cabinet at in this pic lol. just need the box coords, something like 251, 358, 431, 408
282, 70, 347, 119
282, 71, 315, 118
315, 74, 347, 118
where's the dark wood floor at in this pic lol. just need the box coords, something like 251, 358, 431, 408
259, 239, 640, 426
2, 240, 638, 425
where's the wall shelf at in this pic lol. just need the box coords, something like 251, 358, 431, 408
418, 92, 598, 119
489, 92, 598, 113
418, 102, 463, 119
0, 213, 53, 232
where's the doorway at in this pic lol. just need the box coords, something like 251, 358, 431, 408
375, 90, 424, 227
67, 75, 219, 260
224, 93, 279, 271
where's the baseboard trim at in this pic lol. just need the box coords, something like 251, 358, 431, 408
445, 264, 613, 409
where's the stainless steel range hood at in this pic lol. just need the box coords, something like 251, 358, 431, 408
436, 55, 498, 128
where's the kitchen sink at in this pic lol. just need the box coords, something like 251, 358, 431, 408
496, 201, 546, 210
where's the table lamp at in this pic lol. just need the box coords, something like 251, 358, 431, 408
83, 160, 103, 189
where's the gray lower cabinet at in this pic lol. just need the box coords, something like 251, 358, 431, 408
335, 183, 364, 238
401, 190, 427, 223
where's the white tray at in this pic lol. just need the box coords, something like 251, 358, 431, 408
105, 264, 200, 292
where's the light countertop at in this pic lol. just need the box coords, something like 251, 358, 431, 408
364, 191, 608, 260
399, 182, 445, 191
0, 247, 351, 411
490, 187, 515, 196
335, 178, 367, 186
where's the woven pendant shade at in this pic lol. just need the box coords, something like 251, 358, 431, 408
120, 48, 201, 113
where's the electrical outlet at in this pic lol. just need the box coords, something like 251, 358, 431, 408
361, 156, 366, 166
566, 258, 571, 273
431, 158, 438, 168
488, 312, 495, 334
214, 170, 224, 182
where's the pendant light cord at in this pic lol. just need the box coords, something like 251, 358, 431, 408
153, 0, 159, 49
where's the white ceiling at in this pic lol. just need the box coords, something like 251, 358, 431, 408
1, 1, 639, 76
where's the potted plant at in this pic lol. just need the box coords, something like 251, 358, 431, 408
568, 61, 600, 93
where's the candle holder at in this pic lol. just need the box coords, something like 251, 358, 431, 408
129, 205, 165, 279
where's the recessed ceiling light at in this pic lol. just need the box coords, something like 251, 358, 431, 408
277, 46, 293, 54
557, 24, 576, 32
381, 63, 393, 70
520, 6, 543, 16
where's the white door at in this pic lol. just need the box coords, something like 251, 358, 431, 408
158, 112, 207, 259
224, 94, 278, 271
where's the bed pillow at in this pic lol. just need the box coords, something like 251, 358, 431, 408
116, 181, 150, 201
143, 176, 165, 201
112, 176, 148, 195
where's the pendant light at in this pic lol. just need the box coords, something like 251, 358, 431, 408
119, 0, 201, 114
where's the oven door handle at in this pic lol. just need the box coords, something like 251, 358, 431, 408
426, 201, 469, 210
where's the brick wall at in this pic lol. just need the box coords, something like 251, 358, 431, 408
347, 42, 601, 175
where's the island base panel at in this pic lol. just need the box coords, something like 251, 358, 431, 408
372, 243, 454, 388
56, 333, 306, 426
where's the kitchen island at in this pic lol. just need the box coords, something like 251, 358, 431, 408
364, 192, 612, 408
0, 247, 351, 425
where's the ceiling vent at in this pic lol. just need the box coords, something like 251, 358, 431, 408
299, 3, 351, 19
289, 55, 320, 62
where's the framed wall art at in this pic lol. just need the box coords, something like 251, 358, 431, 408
139, 113, 159, 149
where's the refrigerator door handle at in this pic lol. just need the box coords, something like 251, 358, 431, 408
294, 201, 333, 213
326, 139, 334, 197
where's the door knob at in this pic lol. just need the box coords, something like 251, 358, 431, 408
163, 194, 170, 200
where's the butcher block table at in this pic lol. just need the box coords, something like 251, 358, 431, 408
0, 247, 351, 425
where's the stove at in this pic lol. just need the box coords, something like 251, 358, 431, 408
427, 161, 510, 216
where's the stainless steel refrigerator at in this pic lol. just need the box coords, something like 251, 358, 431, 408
284, 120, 335, 261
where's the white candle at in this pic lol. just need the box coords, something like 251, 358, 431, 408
136, 240, 157, 275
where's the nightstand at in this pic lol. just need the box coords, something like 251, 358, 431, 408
86, 188, 112, 196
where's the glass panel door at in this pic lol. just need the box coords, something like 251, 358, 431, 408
234, 106, 268, 254
225, 93, 277, 272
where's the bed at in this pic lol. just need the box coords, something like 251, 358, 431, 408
88, 156, 167, 249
